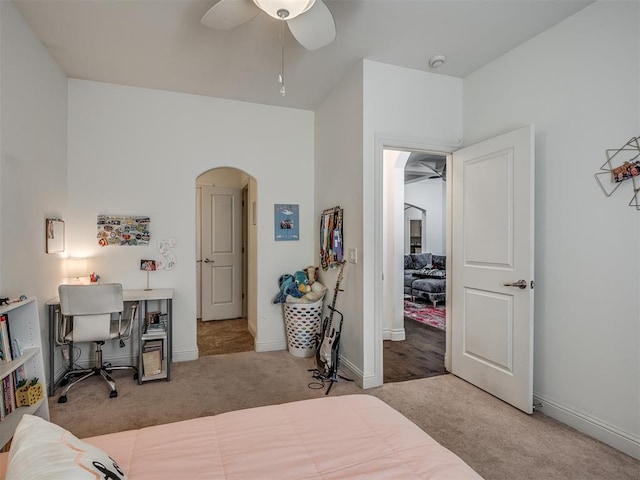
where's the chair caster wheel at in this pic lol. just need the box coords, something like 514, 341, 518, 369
58, 395, 67, 404
110, 390, 118, 398
60, 378, 69, 387
133, 373, 138, 380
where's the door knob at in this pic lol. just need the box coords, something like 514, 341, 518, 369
503, 279, 527, 289
204, 258, 214, 264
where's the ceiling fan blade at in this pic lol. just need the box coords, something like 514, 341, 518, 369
201, 0, 260, 31
287, 0, 335, 50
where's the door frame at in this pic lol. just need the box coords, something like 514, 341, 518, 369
200, 185, 243, 321
374, 134, 461, 386
196, 168, 253, 324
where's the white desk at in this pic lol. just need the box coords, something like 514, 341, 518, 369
46, 288, 174, 396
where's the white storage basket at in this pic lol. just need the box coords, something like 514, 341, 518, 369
283, 298, 324, 358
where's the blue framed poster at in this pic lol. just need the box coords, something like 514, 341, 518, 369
274, 204, 299, 241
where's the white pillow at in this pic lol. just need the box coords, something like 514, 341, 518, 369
6, 414, 127, 480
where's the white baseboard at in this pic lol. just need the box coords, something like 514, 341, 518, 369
337, 356, 363, 387
383, 328, 405, 341
255, 338, 287, 352
172, 348, 198, 362
338, 356, 381, 389
533, 392, 640, 460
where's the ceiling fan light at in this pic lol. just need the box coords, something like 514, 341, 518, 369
252, 0, 316, 20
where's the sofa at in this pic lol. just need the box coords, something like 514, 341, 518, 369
404, 252, 446, 306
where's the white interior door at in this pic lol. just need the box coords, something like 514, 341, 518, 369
201, 186, 242, 321
451, 125, 535, 414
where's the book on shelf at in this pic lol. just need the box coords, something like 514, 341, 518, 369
144, 339, 164, 359
0, 382, 4, 421
2, 376, 15, 417
11, 338, 22, 358
0, 315, 11, 363
142, 349, 162, 377
145, 323, 166, 335
142, 336, 163, 376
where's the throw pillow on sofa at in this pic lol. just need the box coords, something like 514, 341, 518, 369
404, 254, 414, 270
419, 267, 446, 279
432, 255, 446, 270
410, 252, 433, 270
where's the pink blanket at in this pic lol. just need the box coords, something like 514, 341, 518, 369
3, 395, 482, 479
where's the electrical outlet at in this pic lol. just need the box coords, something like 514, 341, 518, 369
348, 248, 358, 264
62, 347, 69, 361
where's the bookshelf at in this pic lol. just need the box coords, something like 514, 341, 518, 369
0, 298, 49, 448
136, 290, 172, 384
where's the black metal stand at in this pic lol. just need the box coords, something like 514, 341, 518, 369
308, 309, 353, 395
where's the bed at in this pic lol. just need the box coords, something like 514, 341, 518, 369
0, 394, 482, 479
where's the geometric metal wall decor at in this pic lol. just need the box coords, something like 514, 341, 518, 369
594, 136, 640, 210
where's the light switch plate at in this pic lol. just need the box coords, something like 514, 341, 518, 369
348, 247, 357, 264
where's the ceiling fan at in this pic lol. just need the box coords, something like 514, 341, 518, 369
405, 153, 447, 182
201, 0, 336, 51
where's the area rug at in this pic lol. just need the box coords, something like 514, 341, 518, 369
404, 300, 446, 331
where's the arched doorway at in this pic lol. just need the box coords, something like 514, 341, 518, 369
195, 167, 257, 355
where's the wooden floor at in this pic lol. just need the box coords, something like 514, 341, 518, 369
197, 318, 254, 356
383, 317, 446, 383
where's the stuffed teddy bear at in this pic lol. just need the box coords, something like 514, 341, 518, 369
272, 274, 304, 304
304, 266, 318, 285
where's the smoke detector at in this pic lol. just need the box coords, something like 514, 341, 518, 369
428, 55, 446, 68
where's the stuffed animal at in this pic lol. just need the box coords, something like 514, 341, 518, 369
272, 274, 304, 304
286, 281, 327, 304
294, 270, 311, 294
304, 266, 318, 285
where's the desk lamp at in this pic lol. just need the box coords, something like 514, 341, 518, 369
65, 257, 88, 285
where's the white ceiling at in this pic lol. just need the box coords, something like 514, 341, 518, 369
14, 0, 593, 111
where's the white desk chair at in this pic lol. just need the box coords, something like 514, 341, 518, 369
57, 283, 138, 403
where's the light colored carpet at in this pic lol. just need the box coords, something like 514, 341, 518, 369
49, 351, 639, 480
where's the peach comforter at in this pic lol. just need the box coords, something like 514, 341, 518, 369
3, 395, 482, 479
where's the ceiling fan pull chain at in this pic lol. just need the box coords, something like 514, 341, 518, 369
279, 19, 286, 96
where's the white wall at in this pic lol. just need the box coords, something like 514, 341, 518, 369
464, 0, 639, 458
67, 80, 315, 365
363, 61, 463, 386
0, 1, 68, 385
315, 62, 365, 379
315, 61, 462, 385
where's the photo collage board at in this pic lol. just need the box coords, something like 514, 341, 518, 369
97, 215, 151, 247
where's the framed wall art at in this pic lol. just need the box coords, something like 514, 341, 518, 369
274, 204, 299, 241
97, 215, 150, 247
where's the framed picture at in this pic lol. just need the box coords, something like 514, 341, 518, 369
45, 219, 65, 254
612, 160, 640, 183
97, 214, 150, 247
140, 259, 157, 271
274, 204, 299, 241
